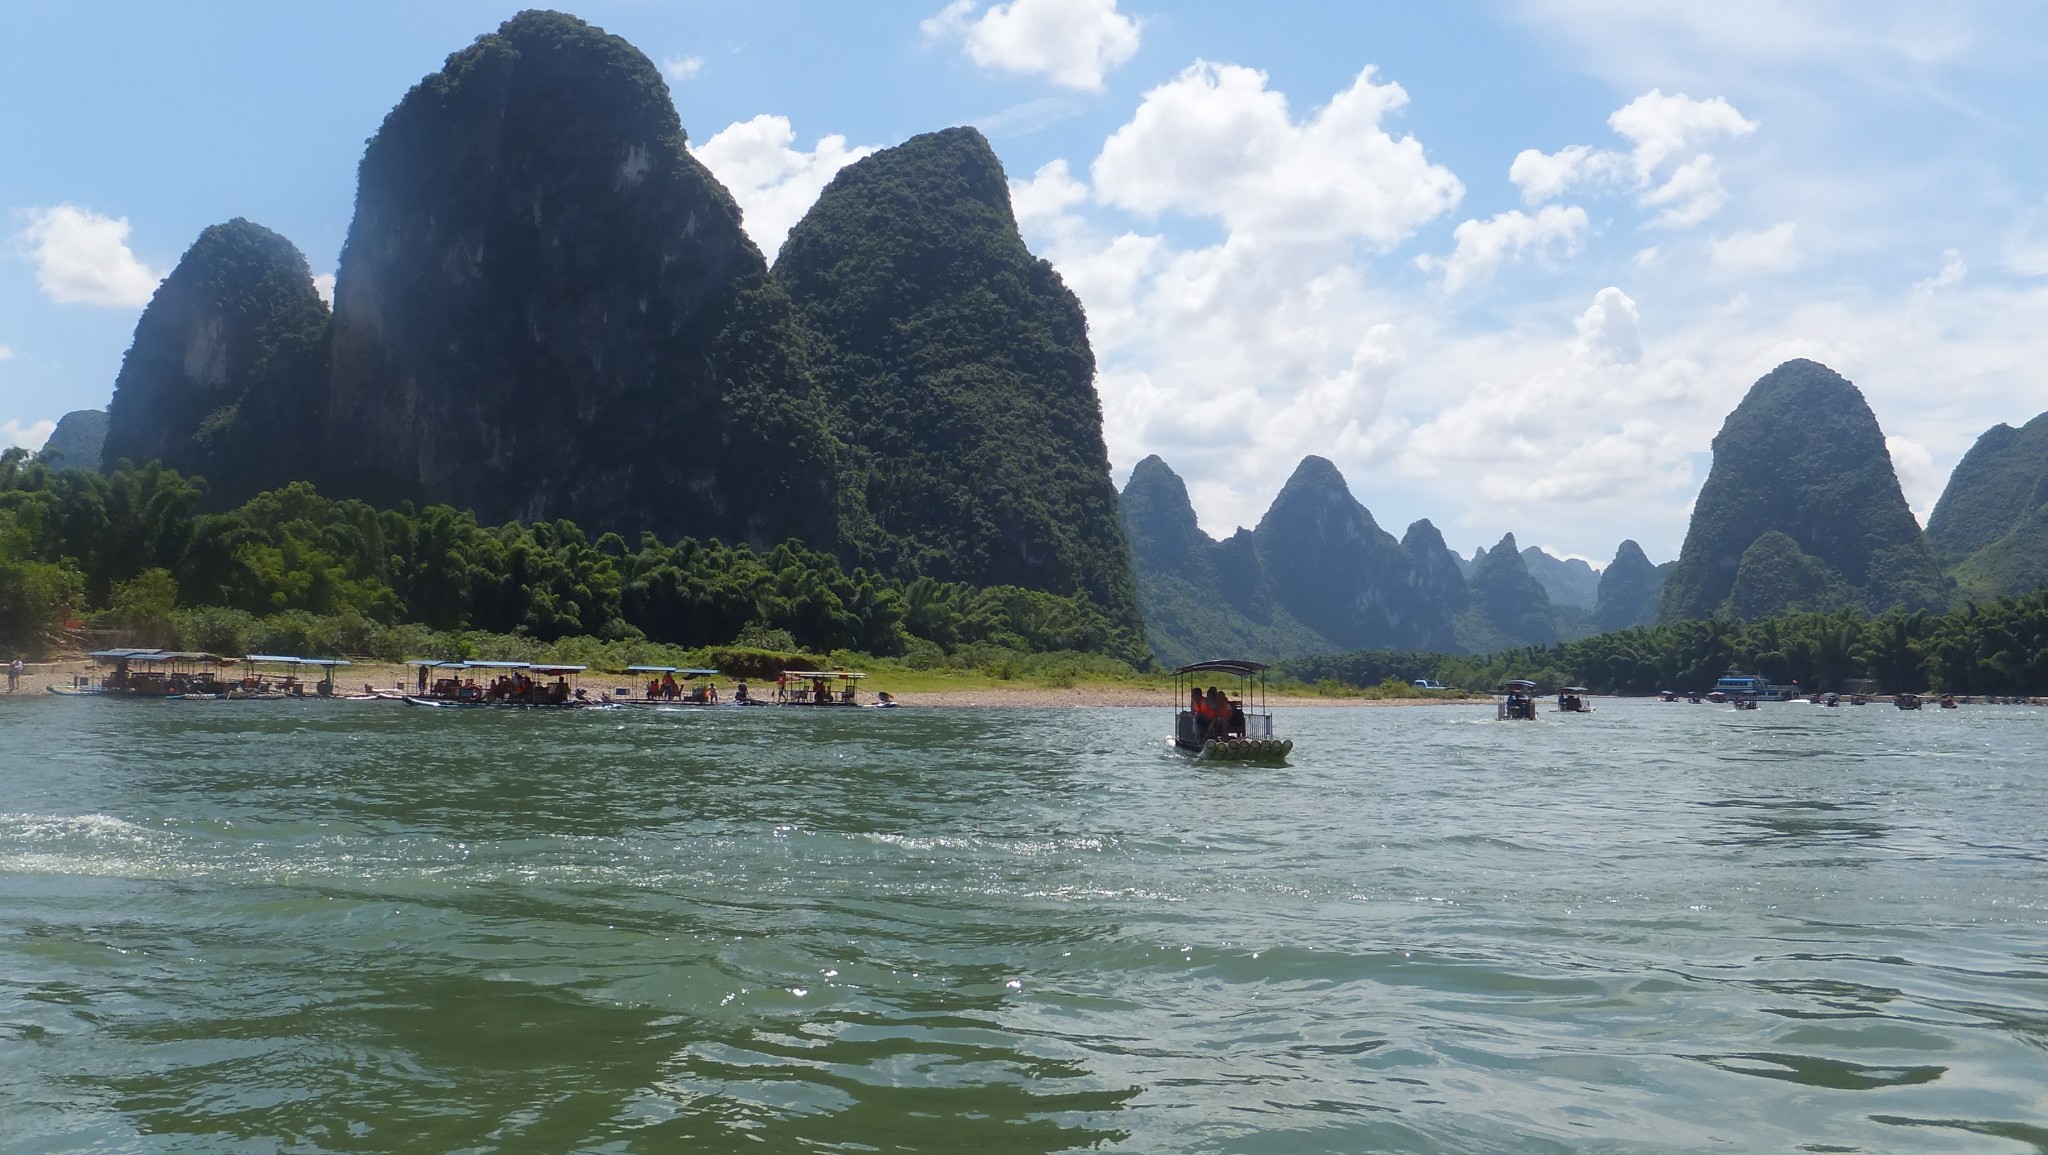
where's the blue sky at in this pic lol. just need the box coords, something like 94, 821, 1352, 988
6, 1, 2048, 563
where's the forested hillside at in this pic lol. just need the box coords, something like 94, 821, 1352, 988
0, 451, 1138, 663
1927, 411, 2048, 600
1662, 359, 1945, 619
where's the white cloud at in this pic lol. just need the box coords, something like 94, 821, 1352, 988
1886, 435, 1939, 522
0, 345, 14, 362
14, 204, 163, 307
923, 0, 1140, 91
662, 55, 704, 81
1913, 248, 1965, 293
1397, 289, 1703, 522
1607, 90, 1756, 178
1709, 221, 1802, 272
1511, 90, 1754, 228
1092, 62, 1463, 246
1574, 286, 1642, 364
312, 273, 335, 305
1418, 204, 1588, 294
1010, 66, 1467, 531
2, 418, 55, 451
691, 115, 877, 262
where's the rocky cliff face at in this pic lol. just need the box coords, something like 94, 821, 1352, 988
1461, 532, 1556, 648
102, 219, 328, 502
1592, 539, 1666, 631
42, 409, 108, 472
775, 126, 1136, 627
1661, 359, 1946, 620
1250, 456, 1456, 652
322, 10, 838, 547
1118, 455, 1329, 666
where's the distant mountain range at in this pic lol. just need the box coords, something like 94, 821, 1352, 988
1118, 454, 1665, 666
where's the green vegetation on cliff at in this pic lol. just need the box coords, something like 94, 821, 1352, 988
1925, 413, 2048, 564
1926, 412, 2048, 600
775, 127, 1136, 631
1662, 359, 1946, 620
102, 219, 329, 506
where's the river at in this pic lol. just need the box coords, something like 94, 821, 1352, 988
2, 696, 2044, 1152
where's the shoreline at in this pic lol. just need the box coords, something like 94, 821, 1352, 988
3, 658, 1488, 709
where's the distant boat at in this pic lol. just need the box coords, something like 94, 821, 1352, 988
1556, 686, 1592, 714
1895, 693, 1923, 711
1498, 680, 1539, 721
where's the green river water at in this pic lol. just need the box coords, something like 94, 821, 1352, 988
1, 695, 2044, 1152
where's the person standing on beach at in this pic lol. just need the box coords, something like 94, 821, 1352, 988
8, 657, 21, 692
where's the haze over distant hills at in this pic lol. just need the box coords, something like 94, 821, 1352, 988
1119, 455, 1663, 665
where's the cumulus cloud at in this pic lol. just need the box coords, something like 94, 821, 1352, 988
1417, 204, 1588, 293
1574, 286, 1642, 363
923, 0, 1140, 91
1092, 62, 1462, 246
312, 273, 335, 306
691, 115, 876, 261
14, 204, 163, 307
1510, 89, 1754, 228
1708, 221, 1802, 272
1008, 65, 1471, 530
662, 55, 703, 81
1399, 287, 1701, 517
2, 418, 55, 451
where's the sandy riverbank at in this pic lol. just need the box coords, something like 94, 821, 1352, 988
4, 658, 1488, 709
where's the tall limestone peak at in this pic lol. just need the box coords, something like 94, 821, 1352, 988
1463, 531, 1556, 648
775, 125, 1136, 627
1592, 539, 1666, 631
1402, 518, 1470, 615
102, 218, 328, 503
322, 10, 839, 547
1661, 359, 1945, 620
1251, 456, 1455, 652
1925, 411, 2048, 566
1120, 454, 1216, 584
